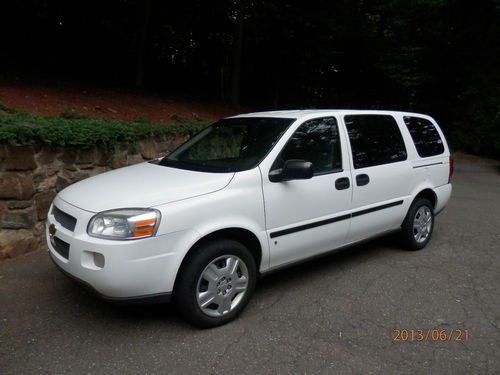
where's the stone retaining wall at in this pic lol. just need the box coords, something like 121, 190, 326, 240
0, 134, 187, 259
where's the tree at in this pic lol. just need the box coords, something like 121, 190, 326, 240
135, 0, 152, 87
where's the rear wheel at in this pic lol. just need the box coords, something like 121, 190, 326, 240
401, 198, 434, 250
174, 239, 256, 328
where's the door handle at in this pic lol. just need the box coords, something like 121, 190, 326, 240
335, 177, 350, 190
356, 174, 370, 186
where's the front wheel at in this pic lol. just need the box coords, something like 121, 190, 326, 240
174, 239, 256, 328
401, 198, 434, 250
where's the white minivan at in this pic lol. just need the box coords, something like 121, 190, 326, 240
47, 110, 452, 327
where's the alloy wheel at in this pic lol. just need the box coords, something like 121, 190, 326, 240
196, 255, 249, 317
413, 206, 432, 243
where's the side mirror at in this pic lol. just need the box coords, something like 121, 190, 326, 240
269, 159, 314, 182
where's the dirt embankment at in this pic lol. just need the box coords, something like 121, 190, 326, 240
0, 79, 244, 122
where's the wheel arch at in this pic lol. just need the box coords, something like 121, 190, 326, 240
413, 188, 437, 209
402, 187, 437, 227
173, 227, 263, 293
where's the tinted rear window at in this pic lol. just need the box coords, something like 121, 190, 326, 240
404, 116, 445, 157
345, 114, 407, 169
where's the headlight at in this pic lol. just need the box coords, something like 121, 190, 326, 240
87, 208, 161, 240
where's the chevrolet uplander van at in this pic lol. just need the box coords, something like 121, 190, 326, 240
47, 110, 452, 327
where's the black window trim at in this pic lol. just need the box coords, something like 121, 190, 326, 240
343, 114, 408, 170
313, 167, 344, 176
413, 162, 443, 169
269, 116, 344, 180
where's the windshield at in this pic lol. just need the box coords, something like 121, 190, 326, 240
159, 117, 295, 172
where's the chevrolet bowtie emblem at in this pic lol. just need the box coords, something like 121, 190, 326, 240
49, 224, 56, 237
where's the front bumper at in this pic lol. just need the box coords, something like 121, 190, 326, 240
47, 195, 197, 299
48, 253, 172, 304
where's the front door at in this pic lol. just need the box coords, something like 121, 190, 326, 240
261, 116, 352, 269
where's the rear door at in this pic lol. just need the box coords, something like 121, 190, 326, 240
342, 113, 413, 242
261, 116, 352, 269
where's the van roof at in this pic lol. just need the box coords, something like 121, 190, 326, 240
231, 109, 431, 120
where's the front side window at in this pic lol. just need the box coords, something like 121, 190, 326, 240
404, 116, 445, 157
345, 114, 407, 169
273, 117, 342, 174
160, 117, 294, 172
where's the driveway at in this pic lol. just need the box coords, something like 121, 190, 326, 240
1, 159, 499, 374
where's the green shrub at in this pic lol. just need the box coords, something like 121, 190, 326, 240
0, 102, 17, 114
0, 112, 209, 151
60, 107, 88, 119
169, 113, 186, 122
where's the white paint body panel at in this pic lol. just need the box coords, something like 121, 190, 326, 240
47, 110, 452, 299
347, 161, 413, 242
263, 173, 352, 268
58, 162, 234, 212
260, 113, 353, 268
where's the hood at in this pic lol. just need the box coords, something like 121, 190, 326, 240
58, 162, 234, 212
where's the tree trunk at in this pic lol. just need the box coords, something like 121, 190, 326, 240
230, 10, 244, 105
135, 0, 152, 87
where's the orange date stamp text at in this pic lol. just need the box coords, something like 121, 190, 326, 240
393, 328, 470, 342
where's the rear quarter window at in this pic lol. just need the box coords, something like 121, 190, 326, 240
404, 116, 445, 157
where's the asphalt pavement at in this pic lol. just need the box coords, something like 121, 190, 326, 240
1, 159, 499, 374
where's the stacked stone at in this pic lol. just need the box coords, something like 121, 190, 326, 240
0, 133, 187, 259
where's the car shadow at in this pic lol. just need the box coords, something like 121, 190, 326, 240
54, 232, 402, 327
255, 233, 402, 293
57, 273, 193, 330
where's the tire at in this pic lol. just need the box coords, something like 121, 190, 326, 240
174, 239, 257, 328
401, 198, 435, 251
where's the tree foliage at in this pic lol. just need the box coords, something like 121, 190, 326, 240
0, 0, 499, 157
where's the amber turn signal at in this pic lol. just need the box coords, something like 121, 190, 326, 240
132, 217, 156, 237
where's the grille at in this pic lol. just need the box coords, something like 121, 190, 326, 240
51, 205, 77, 232
53, 237, 70, 259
